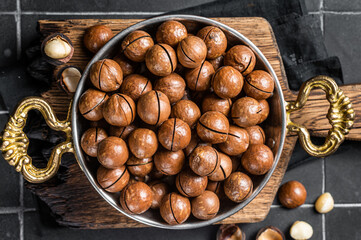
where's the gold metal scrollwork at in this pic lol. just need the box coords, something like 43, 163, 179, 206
286, 76, 355, 157
0, 97, 74, 183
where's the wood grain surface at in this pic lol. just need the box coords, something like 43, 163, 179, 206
25, 17, 359, 229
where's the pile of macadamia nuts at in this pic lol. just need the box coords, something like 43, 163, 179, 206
79, 20, 275, 225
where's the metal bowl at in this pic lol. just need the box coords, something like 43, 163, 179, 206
72, 14, 287, 229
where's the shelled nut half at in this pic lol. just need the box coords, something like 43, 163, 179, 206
54, 65, 82, 94
41, 33, 74, 65
315, 192, 334, 214
289, 221, 313, 240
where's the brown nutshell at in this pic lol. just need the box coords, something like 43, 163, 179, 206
197, 111, 229, 144
84, 25, 114, 53
171, 100, 201, 128
97, 165, 129, 193
176, 168, 208, 197
97, 136, 129, 169
218, 125, 249, 156
208, 54, 224, 71
197, 26, 227, 59
154, 149, 185, 176
78, 88, 109, 121
156, 20, 188, 47
212, 66, 244, 99
145, 43, 177, 76
177, 36, 207, 68
137, 90, 171, 126
120, 74, 152, 101
183, 132, 212, 157
102, 93, 136, 127
126, 156, 153, 177
224, 172, 253, 203
246, 125, 265, 145
191, 190, 220, 220
109, 123, 137, 140
189, 145, 220, 177
278, 181, 307, 209
185, 60, 215, 91
202, 93, 232, 116
160, 192, 191, 225
128, 128, 158, 159
244, 70, 274, 100
149, 181, 169, 209
121, 30, 154, 62
241, 144, 274, 175
208, 152, 232, 181
120, 182, 153, 214
231, 97, 261, 128
90, 59, 123, 92
154, 73, 186, 104
224, 45, 256, 76
81, 127, 108, 157
258, 99, 270, 124
113, 53, 138, 77
157, 118, 191, 151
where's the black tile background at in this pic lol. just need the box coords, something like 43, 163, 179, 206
1, 0, 361, 239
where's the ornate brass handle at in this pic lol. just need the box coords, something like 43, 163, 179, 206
0, 97, 74, 183
286, 76, 355, 157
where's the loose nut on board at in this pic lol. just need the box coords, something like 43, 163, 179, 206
289, 221, 313, 240
54, 65, 82, 94
41, 33, 74, 65
315, 192, 334, 214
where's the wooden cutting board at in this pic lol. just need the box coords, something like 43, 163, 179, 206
25, 17, 361, 229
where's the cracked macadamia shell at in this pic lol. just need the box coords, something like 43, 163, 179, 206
90, 59, 123, 92
197, 111, 229, 144
160, 192, 191, 225
97, 136, 129, 169
156, 20, 188, 47
197, 26, 227, 59
81, 127, 108, 157
137, 90, 171, 126
224, 172, 253, 203
191, 190, 220, 220
157, 118, 191, 151
224, 45, 256, 76
145, 43, 177, 76
121, 30, 154, 62
120, 182, 153, 214
102, 93, 136, 127
177, 36, 207, 68
97, 165, 129, 193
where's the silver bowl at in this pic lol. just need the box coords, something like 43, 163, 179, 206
72, 14, 286, 229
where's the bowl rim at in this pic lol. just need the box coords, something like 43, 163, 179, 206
72, 14, 287, 229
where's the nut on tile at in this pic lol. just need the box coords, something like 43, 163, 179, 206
289, 221, 313, 240
256, 226, 285, 240
217, 224, 245, 240
315, 192, 334, 214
